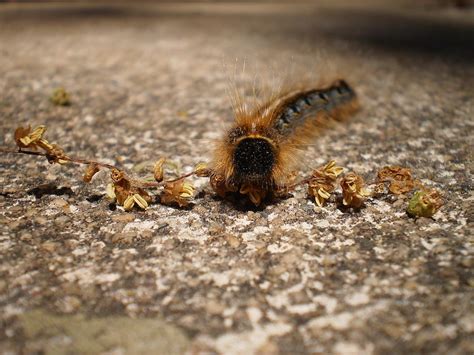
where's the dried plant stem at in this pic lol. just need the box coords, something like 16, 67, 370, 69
0, 147, 199, 187
0, 148, 118, 169
134, 171, 196, 188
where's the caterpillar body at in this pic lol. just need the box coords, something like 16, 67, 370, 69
210, 79, 360, 206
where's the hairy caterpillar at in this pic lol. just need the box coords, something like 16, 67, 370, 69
209, 79, 360, 206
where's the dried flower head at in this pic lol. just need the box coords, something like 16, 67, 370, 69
14, 125, 69, 164
14, 126, 32, 149
109, 169, 131, 205
307, 160, 343, 206
194, 162, 211, 177
14, 125, 46, 149
321, 160, 344, 179
83, 163, 100, 183
107, 168, 151, 210
46, 143, 69, 165
160, 179, 195, 207
50, 88, 71, 106
377, 166, 416, 195
153, 158, 166, 182
407, 189, 443, 218
340, 172, 371, 208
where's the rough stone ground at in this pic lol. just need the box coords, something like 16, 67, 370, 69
0, 2, 473, 354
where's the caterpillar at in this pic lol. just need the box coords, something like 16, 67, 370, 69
209, 79, 360, 206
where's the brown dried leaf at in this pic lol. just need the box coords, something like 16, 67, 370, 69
110, 169, 131, 205
377, 166, 416, 195
114, 184, 130, 205
111, 169, 126, 183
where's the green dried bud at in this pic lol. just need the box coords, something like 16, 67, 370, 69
50, 88, 71, 106
407, 190, 443, 218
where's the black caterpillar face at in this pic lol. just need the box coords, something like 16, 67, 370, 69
233, 138, 275, 180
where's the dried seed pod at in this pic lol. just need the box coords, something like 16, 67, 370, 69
23, 126, 46, 146
308, 178, 335, 207
133, 193, 149, 210
307, 160, 343, 206
105, 183, 116, 200
109, 169, 134, 206
153, 158, 166, 182
160, 179, 195, 207
134, 188, 152, 204
341, 172, 371, 208
123, 195, 135, 211
37, 139, 54, 151
83, 163, 100, 183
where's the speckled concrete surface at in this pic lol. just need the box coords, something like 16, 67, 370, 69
0, 3, 473, 354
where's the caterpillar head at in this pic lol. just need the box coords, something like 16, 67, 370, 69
233, 136, 275, 183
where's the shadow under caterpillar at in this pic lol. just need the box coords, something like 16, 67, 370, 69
209, 79, 360, 206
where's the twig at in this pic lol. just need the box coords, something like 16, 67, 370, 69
0, 148, 118, 170
0, 147, 199, 187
